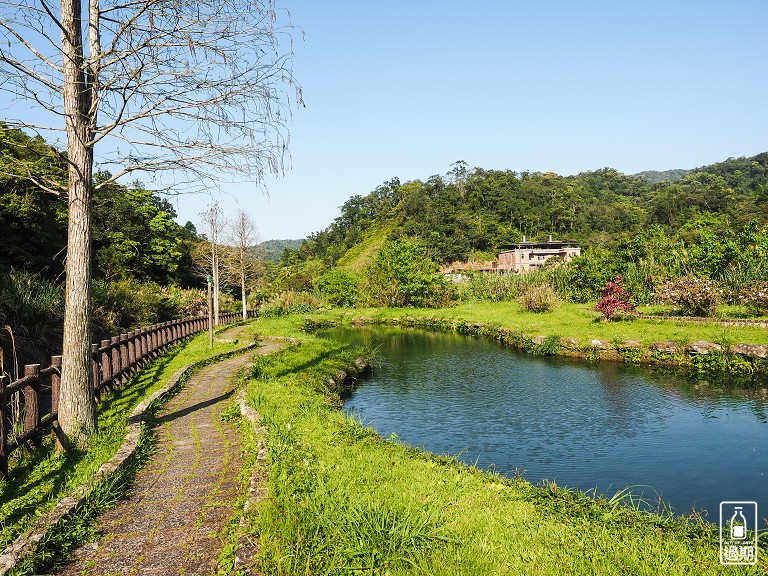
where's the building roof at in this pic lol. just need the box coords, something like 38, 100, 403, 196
498, 240, 580, 251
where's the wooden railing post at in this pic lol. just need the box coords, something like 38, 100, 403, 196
141, 326, 152, 360
145, 326, 152, 357
138, 328, 147, 364
145, 326, 153, 357
23, 364, 41, 440
127, 330, 136, 373
151, 325, 159, 354
119, 334, 129, 380
141, 326, 152, 362
51, 356, 62, 414
100, 340, 111, 387
110, 337, 121, 386
91, 344, 101, 394
0, 374, 8, 479
134, 329, 141, 366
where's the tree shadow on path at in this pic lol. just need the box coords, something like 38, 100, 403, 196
152, 389, 234, 425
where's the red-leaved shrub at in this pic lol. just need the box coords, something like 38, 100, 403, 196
595, 276, 636, 321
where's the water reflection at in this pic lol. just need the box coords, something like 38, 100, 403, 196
319, 326, 768, 518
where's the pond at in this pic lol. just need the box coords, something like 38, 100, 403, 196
318, 326, 768, 519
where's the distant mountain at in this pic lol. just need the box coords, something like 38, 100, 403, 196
634, 168, 691, 184
258, 239, 305, 262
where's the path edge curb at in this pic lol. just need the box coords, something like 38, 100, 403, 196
0, 340, 260, 576
232, 336, 297, 574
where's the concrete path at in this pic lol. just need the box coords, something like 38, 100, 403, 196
56, 339, 279, 576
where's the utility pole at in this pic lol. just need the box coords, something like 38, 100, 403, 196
207, 274, 213, 348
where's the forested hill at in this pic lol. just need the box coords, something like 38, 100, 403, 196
289, 153, 768, 267
259, 239, 305, 262
633, 168, 691, 184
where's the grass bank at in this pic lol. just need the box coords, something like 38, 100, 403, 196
304, 303, 768, 381
346, 302, 768, 346
0, 329, 250, 560
242, 315, 765, 575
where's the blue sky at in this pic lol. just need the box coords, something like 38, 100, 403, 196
64, 2, 768, 239
198, 0, 768, 241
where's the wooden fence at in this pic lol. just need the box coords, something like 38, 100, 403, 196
0, 310, 254, 478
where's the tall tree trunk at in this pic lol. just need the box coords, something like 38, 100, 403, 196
58, 0, 97, 443
241, 271, 247, 320
213, 251, 220, 325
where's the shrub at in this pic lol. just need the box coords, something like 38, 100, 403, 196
465, 273, 521, 302
159, 284, 208, 317
519, 284, 558, 313
316, 269, 360, 308
359, 239, 455, 308
656, 276, 722, 317
595, 276, 636, 321
0, 269, 64, 366
739, 281, 768, 316
259, 291, 322, 317
423, 281, 459, 308
558, 249, 619, 303
93, 279, 212, 336
93, 278, 165, 334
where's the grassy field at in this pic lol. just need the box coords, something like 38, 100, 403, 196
339, 302, 768, 346
0, 330, 249, 558
240, 315, 767, 575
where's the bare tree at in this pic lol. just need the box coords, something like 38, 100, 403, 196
0, 0, 300, 443
199, 202, 226, 326
226, 210, 260, 320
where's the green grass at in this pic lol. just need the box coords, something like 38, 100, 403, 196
240, 315, 766, 575
337, 301, 768, 346
0, 330, 250, 555
336, 222, 393, 272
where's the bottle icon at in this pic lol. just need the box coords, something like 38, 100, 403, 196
730, 507, 747, 540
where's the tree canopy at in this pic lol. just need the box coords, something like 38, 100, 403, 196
287, 152, 768, 269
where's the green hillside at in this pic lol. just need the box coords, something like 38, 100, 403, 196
335, 222, 393, 272
285, 154, 768, 267
269, 154, 768, 309
258, 239, 305, 262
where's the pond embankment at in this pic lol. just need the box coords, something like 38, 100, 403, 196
324, 314, 768, 381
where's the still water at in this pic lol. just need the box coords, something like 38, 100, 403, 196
319, 326, 768, 518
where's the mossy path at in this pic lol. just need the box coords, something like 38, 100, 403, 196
55, 335, 280, 576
